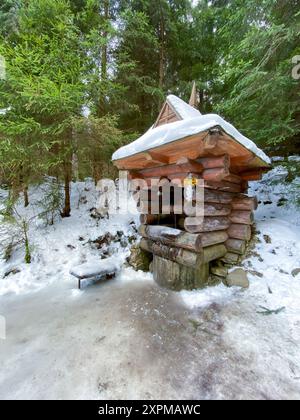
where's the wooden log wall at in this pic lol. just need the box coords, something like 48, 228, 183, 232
130, 154, 260, 288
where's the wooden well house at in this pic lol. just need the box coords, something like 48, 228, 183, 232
112, 86, 271, 290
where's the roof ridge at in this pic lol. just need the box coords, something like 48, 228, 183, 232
166, 94, 202, 120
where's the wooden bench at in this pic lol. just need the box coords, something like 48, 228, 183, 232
70, 257, 121, 289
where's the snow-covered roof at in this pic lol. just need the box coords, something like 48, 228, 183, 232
166, 94, 202, 120
112, 95, 271, 165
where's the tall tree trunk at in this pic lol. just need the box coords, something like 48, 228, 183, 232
7, 181, 19, 215
158, 3, 166, 110
23, 220, 31, 264
24, 186, 29, 207
159, 42, 165, 90
99, 0, 109, 116
72, 153, 79, 182
199, 89, 204, 110
18, 164, 29, 207
62, 160, 72, 218
61, 135, 72, 218
101, 0, 109, 81
72, 130, 79, 182
93, 162, 102, 186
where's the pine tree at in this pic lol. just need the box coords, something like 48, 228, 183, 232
215, 0, 300, 150
0, 0, 20, 37
0, 0, 85, 216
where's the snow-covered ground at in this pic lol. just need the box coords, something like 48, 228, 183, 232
0, 162, 300, 400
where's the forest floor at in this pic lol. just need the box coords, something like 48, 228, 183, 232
0, 159, 300, 400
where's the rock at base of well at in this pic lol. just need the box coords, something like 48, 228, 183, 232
128, 244, 152, 272
225, 268, 249, 289
210, 263, 228, 278
291, 268, 300, 278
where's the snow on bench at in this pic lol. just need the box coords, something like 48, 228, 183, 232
70, 257, 121, 289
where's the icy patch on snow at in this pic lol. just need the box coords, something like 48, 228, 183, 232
117, 266, 153, 284
271, 156, 285, 162
288, 155, 300, 162
0, 264, 55, 296
180, 284, 238, 309
261, 165, 288, 182
70, 289, 84, 298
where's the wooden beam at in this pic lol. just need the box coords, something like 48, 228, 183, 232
231, 196, 258, 211
198, 154, 230, 170
203, 189, 236, 204
185, 188, 236, 204
230, 210, 254, 225
183, 203, 232, 217
225, 238, 246, 255
227, 224, 252, 241
143, 151, 169, 165
203, 132, 218, 150
140, 238, 203, 268
138, 201, 232, 218
230, 155, 255, 167
198, 231, 229, 247
138, 159, 203, 178
221, 252, 240, 264
204, 180, 242, 193
182, 216, 231, 233
167, 172, 201, 182
202, 244, 227, 263
224, 174, 242, 184
202, 167, 230, 182
141, 238, 226, 267
239, 170, 263, 181
139, 225, 203, 252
